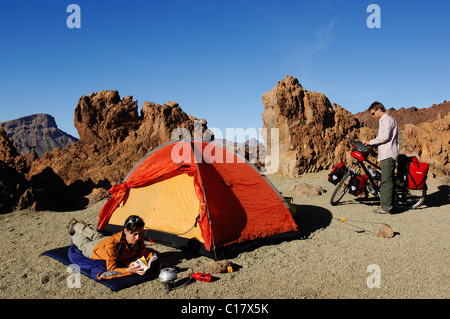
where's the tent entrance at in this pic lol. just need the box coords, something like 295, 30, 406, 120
108, 173, 203, 242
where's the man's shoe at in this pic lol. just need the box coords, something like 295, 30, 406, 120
373, 208, 391, 214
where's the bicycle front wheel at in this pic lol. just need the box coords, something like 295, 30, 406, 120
394, 183, 427, 210
330, 171, 353, 206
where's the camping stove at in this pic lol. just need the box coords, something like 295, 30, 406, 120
159, 266, 177, 293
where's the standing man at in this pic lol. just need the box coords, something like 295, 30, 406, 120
363, 102, 399, 214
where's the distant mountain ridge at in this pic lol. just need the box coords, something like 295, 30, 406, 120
0, 114, 78, 157
354, 100, 450, 131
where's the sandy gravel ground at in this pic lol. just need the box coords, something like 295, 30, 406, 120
0, 170, 448, 301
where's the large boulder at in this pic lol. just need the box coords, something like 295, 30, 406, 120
261, 75, 374, 176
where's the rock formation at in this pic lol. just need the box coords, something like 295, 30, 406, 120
0, 114, 78, 157
400, 113, 450, 176
261, 75, 374, 176
1, 82, 447, 212
0, 126, 28, 213
28, 90, 206, 191
1, 90, 206, 212
1, 125, 94, 212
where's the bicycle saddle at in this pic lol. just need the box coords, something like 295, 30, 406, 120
353, 141, 373, 153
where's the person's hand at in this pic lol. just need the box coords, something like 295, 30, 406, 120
127, 262, 146, 275
362, 140, 370, 146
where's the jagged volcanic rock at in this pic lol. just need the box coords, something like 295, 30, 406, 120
0, 126, 28, 213
28, 90, 206, 188
261, 75, 374, 176
2, 90, 207, 212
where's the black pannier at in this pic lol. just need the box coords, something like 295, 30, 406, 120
348, 174, 368, 196
328, 162, 347, 185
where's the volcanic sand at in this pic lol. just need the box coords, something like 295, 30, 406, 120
0, 170, 448, 300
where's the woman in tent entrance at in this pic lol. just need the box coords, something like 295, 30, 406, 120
68, 215, 152, 276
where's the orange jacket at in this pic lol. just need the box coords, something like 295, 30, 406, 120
91, 232, 148, 274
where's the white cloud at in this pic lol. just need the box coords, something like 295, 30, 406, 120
303, 17, 337, 59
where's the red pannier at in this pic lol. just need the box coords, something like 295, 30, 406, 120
405, 157, 429, 190
328, 162, 347, 185
348, 174, 368, 196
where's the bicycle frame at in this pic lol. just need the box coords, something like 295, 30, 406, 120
347, 143, 380, 195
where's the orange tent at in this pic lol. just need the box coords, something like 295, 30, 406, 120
98, 140, 299, 259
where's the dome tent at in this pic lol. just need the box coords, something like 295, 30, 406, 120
98, 139, 299, 259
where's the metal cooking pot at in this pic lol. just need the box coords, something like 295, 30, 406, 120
159, 266, 177, 283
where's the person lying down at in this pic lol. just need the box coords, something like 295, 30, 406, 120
67, 215, 155, 279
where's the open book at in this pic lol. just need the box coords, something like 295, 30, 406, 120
134, 252, 158, 272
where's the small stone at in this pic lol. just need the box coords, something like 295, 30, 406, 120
377, 223, 394, 238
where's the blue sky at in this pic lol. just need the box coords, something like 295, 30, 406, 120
1, 0, 449, 142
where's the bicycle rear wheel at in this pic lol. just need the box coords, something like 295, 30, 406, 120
394, 183, 427, 210
330, 171, 353, 206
